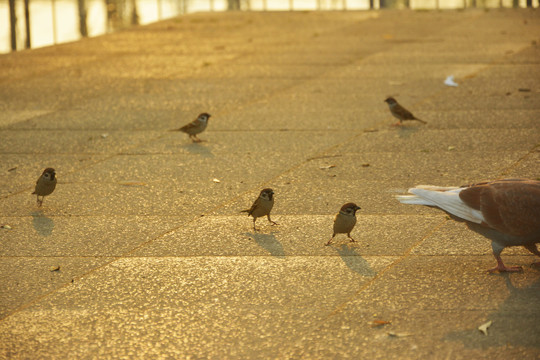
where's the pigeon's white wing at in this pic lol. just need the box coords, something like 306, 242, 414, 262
397, 186, 484, 224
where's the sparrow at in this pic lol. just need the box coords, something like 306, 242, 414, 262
32, 168, 57, 207
396, 178, 540, 273
170, 113, 211, 142
326, 203, 361, 246
384, 97, 427, 126
241, 188, 278, 231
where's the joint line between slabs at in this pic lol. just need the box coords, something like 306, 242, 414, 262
499, 142, 540, 177
286, 217, 449, 357
326, 217, 448, 318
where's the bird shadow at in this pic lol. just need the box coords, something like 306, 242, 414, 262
335, 244, 376, 277
244, 232, 285, 258
31, 211, 54, 237
444, 275, 540, 349
395, 124, 421, 138
182, 142, 214, 158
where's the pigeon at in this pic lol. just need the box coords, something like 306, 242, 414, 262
396, 178, 540, 272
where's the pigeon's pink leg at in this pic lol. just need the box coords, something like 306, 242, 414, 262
488, 255, 523, 273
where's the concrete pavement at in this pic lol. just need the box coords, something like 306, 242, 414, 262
1, 9, 539, 358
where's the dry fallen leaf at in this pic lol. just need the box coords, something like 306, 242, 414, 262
478, 320, 492, 336
319, 165, 336, 170
212, 178, 221, 183
370, 320, 391, 328
363, 128, 378, 133
362, 163, 370, 167
1, 224, 12, 230
307, 154, 342, 161
49, 265, 61, 272
448, 146, 456, 151
388, 332, 413, 338
101, 133, 109, 139
119, 182, 147, 187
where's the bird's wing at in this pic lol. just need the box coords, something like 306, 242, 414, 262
413, 187, 483, 223
397, 186, 484, 224
396, 104, 415, 120
247, 198, 261, 216
459, 179, 540, 237
31, 177, 41, 194
179, 121, 198, 132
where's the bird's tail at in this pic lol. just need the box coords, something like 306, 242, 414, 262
396, 185, 484, 224
240, 209, 249, 214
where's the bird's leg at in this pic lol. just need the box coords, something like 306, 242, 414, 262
347, 233, 356, 243
252, 218, 259, 232
325, 234, 336, 246
524, 244, 540, 267
267, 215, 278, 226
391, 121, 402, 127
192, 135, 204, 143
37, 196, 43, 207
488, 255, 523, 273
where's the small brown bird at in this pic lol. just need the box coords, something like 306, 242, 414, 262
397, 178, 540, 273
170, 113, 211, 142
32, 168, 57, 207
384, 97, 427, 126
326, 203, 361, 246
241, 188, 278, 231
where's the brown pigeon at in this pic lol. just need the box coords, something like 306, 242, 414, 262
397, 178, 540, 272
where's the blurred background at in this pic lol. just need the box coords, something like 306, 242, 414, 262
1, 0, 539, 54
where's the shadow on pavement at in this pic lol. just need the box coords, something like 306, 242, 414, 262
336, 244, 376, 277
31, 211, 54, 237
444, 275, 540, 349
244, 232, 285, 258
182, 142, 214, 157
396, 124, 421, 139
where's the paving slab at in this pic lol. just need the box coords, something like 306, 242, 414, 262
129, 215, 443, 257
0, 256, 114, 319
282, 256, 540, 359
1, 8, 539, 359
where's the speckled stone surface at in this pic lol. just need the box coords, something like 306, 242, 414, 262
1, 9, 539, 359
